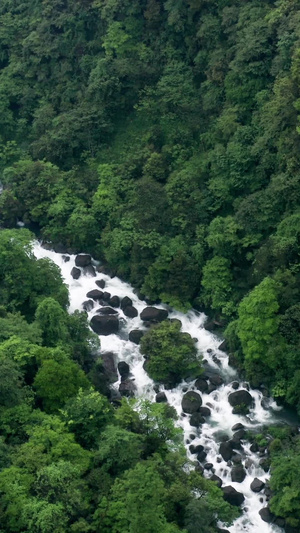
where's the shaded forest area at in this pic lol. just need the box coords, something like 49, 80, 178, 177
1, 0, 300, 529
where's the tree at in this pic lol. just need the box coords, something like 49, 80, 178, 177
33, 358, 89, 413
62, 388, 112, 448
35, 298, 68, 347
140, 321, 200, 385
95, 461, 181, 533
201, 256, 234, 317
237, 277, 281, 381
95, 425, 143, 476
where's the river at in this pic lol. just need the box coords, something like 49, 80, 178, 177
33, 242, 295, 533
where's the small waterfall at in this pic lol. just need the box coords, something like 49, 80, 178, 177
33, 242, 292, 533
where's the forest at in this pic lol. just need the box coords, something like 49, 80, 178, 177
0, 0, 300, 530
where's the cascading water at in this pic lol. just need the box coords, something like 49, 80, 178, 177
33, 242, 293, 533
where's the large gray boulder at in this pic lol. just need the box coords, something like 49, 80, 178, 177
228, 390, 253, 407
118, 361, 130, 379
101, 352, 118, 383
96, 306, 118, 315
90, 315, 119, 336
121, 296, 133, 310
195, 377, 208, 393
231, 464, 246, 483
109, 295, 120, 308
86, 289, 104, 301
75, 254, 92, 267
140, 306, 168, 322
251, 478, 265, 493
222, 486, 245, 507
259, 507, 275, 523
123, 305, 138, 318
129, 330, 144, 344
71, 267, 81, 280
82, 300, 94, 312
181, 391, 202, 414
119, 379, 136, 397
219, 441, 233, 461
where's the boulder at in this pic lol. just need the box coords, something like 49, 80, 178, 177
195, 378, 208, 393
259, 507, 275, 523
102, 291, 111, 301
232, 429, 246, 441
101, 352, 118, 383
190, 413, 205, 427
96, 279, 106, 289
118, 361, 130, 379
119, 379, 136, 397
245, 458, 253, 469
140, 306, 168, 322
156, 391, 168, 403
109, 295, 120, 308
231, 464, 246, 483
231, 423, 244, 432
204, 319, 224, 332
62, 255, 70, 262
75, 254, 91, 267
264, 485, 272, 500
204, 463, 214, 470
229, 438, 242, 451
251, 478, 265, 493
231, 381, 239, 390
259, 458, 270, 472
52, 243, 69, 253
189, 444, 204, 455
199, 406, 211, 417
123, 305, 138, 318
222, 486, 245, 507
219, 441, 233, 461
208, 384, 217, 394
182, 391, 202, 414
218, 340, 227, 351
86, 289, 104, 301
197, 450, 207, 462
228, 390, 253, 408
96, 306, 118, 315
209, 374, 224, 387
71, 267, 81, 280
90, 315, 119, 336
84, 265, 96, 277
82, 300, 94, 312
129, 329, 144, 344
121, 296, 133, 310
210, 474, 222, 488
97, 264, 114, 276
232, 454, 242, 464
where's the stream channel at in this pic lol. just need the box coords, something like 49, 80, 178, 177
33, 242, 298, 533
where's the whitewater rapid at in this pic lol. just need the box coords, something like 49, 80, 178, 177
33, 243, 288, 533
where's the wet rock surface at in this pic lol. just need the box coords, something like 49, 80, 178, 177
181, 391, 202, 414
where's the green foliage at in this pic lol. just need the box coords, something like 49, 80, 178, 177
270, 438, 300, 527
33, 357, 90, 413
62, 388, 112, 449
236, 277, 281, 381
201, 256, 234, 317
35, 298, 68, 347
140, 321, 200, 385
2, 0, 300, 529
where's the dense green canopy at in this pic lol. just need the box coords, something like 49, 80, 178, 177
1, 0, 300, 528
